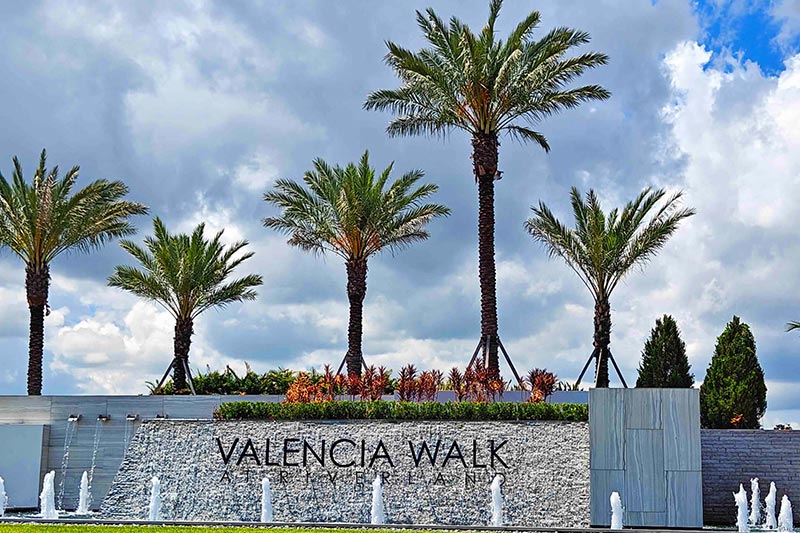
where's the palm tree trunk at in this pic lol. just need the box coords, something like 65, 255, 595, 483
173, 317, 193, 392
346, 258, 368, 377
25, 264, 50, 396
593, 298, 611, 388
472, 132, 500, 374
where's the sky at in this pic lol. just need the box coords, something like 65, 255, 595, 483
0, 0, 798, 426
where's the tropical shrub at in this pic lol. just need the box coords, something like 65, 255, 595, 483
636, 315, 694, 388
700, 316, 767, 429
526, 368, 557, 402
149, 365, 297, 396
446, 360, 506, 402
214, 399, 588, 422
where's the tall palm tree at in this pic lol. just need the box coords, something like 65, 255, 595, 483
108, 218, 263, 392
264, 151, 449, 376
0, 150, 147, 395
525, 187, 695, 388
365, 0, 610, 376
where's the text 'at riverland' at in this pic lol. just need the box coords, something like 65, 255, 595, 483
216, 437, 510, 469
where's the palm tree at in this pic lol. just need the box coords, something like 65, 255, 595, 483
0, 150, 147, 395
108, 218, 263, 392
264, 151, 449, 376
525, 187, 695, 388
365, 0, 610, 376
788, 321, 800, 332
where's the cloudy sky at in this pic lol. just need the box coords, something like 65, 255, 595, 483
0, 0, 798, 425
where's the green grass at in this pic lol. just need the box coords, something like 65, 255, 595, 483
0, 526, 439, 533
214, 400, 588, 422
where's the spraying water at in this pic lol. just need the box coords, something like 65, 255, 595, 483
766, 483, 778, 529
57, 419, 79, 509
735, 484, 751, 533
610, 491, 624, 529
148, 476, 161, 521
490, 475, 503, 527
371, 474, 386, 525
0, 476, 7, 518
751, 478, 762, 526
260, 477, 273, 523
779, 495, 793, 532
39, 471, 57, 519
77, 471, 90, 514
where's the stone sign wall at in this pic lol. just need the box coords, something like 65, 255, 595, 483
101, 419, 590, 526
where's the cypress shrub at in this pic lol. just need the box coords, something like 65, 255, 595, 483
700, 316, 767, 428
636, 315, 694, 388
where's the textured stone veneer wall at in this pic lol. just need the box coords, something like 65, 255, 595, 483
702, 429, 800, 526
101, 420, 590, 526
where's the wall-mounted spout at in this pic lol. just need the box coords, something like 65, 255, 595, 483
67, 414, 81, 422
126, 414, 139, 421
97, 414, 111, 422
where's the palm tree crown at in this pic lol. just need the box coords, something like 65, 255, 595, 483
364, 0, 610, 145
0, 150, 147, 268
264, 151, 450, 261
108, 217, 263, 391
788, 321, 800, 332
365, 0, 609, 378
526, 187, 695, 387
264, 151, 449, 375
0, 149, 147, 395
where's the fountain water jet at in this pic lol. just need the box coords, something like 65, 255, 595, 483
735, 484, 750, 533
148, 476, 161, 521
490, 475, 503, 526
767, 482, 778, 529
779, 495, 793, 532
260, 477, 273, 523
40, 471, 57, 519
77, 471, 90, 514
371, 474, 386, 525
610, 491, 624, 530
0, 476, 7, 518
751, 478, 762, 525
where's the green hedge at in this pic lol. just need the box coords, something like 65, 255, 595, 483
213, 400, 588, 422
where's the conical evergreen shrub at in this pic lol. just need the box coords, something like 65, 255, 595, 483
700, 316, 767, 428
636, 315, 694, 388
